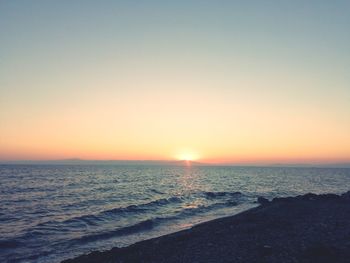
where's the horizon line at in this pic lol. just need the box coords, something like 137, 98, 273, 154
1, 158, 350, 168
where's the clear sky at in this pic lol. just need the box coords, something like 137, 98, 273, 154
1, 1, 349, 163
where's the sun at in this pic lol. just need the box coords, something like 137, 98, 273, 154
176, 152, 199, 161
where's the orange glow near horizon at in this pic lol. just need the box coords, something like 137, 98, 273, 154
1, 86, 349, 164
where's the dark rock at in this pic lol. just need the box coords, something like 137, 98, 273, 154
341, 191, 350, 200
318, 193, 340, 200
301, 244, 339, 263
259, 245, 273, 257
257, 197, 270, 205
272, 196, 294, 203
300, 193, 318, 201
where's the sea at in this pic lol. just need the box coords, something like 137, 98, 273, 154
1, 164, 349, 263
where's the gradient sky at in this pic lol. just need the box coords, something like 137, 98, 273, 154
1, 1, 350, 163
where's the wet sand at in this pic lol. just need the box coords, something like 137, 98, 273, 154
63, 191, 350, 263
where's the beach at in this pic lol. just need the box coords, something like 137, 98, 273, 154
63, 191, 350, 263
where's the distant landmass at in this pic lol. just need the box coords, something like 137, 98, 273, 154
0, 159, 206, 166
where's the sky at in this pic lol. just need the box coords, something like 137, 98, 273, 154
0, 1, 349, 164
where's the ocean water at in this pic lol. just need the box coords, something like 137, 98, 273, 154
0, 165, 349, 263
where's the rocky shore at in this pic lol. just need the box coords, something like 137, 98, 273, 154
63, 191, 350, 263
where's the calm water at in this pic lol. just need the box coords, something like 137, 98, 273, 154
1, 165, 349, 263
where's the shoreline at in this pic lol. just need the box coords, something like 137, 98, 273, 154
62, 191, 350, 263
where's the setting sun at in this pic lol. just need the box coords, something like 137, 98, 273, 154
176, 152, 199, 161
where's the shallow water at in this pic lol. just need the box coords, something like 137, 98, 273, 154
1, 165, 349, 263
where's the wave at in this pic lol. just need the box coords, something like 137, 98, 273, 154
173, 200, 239, 219
9, 190, 245, 247
105, 196, 183, 215
33, 191, 242, 229
204, 191, 242, 199
66, 197, 243, 246
31, 196, 183, 231
1, 190, 248, 263
71, 219, 155, 245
